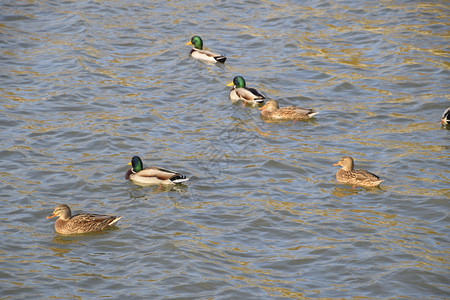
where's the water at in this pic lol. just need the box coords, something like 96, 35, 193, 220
1, 0, 449, 298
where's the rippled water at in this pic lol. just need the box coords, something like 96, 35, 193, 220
1, 0, 449, 298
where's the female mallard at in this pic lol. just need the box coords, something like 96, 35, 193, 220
125, 156, 189, 185
333, 156, 383, 188
259, 99, 318, 121
186, 36, 226, 63
227, 76, 265, 104
441, 107, 449, 125
46, 204, 121, 234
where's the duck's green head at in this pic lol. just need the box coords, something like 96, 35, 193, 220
227, 76, 246, 88
186, 36, 203, 50
129, 156, 144, 173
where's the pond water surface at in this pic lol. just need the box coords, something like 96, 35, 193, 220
1, 0, 449, 299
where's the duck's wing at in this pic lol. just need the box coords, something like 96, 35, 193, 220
245, 87, 265, 100
140, 167, 189, 182
68, 213, 122, 232
354, 169, 381, 181
191, 49, 226, 63
273, 107, 318, 119
235, 87, 265, 102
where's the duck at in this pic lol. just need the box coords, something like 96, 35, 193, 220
227, 76, 265, 105
186, 36, 226, 63
259, 99, 318, 121
46, 204, 121, 234
441, 107, 449, 125
333, 156, 383, 188
125, 156, 189, 185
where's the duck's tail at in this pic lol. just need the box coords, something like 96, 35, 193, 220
109, 216, 122, 226
214, 55, 227, 63
171, 175, 190, 184
308, 111, 319, 118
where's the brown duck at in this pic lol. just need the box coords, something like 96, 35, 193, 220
259, 99, 318, 121
333, 156, 383, 188
46, 204, 122, 234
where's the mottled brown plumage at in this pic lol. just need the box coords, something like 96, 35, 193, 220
46, 204, 121, 234
259, 99, 318, 121
333, 156, 383, 188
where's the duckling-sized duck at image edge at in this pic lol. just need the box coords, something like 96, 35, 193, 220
441, 107, 449, 125
227, 76, 265, 105
46, 204, 121, 234
186, 36, 226, 63
333, 156, 383, 188
259, 99, 318, 121
125, 156, 189, 186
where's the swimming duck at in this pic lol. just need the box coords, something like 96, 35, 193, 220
186, 36, 226, 63
125, 156, 189, 185
259, 99, 318, 121
46, 204, 121, 234
441, 107, 449, 125
227, 76, 265, 104
333, 156, 383, 188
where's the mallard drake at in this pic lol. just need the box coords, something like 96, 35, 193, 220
227, 76, 265, 104
333, 156, 383, 188
125, 156, 189, 185
259, 99, 318, 121
186, 36, 226, 63
441, 107, 449, 125
46, 204, 121, 234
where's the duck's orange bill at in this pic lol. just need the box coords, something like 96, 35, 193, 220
333, 163, 340, 166
46, 213, 57, 219
185, 41, 192, 46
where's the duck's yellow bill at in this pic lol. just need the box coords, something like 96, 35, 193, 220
46, 213, 57, 219
128, 162, 132, 165
185, 41, 192, 46
226, 82, 234, 86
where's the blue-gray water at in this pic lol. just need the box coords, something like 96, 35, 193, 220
1, 0, 449, 299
